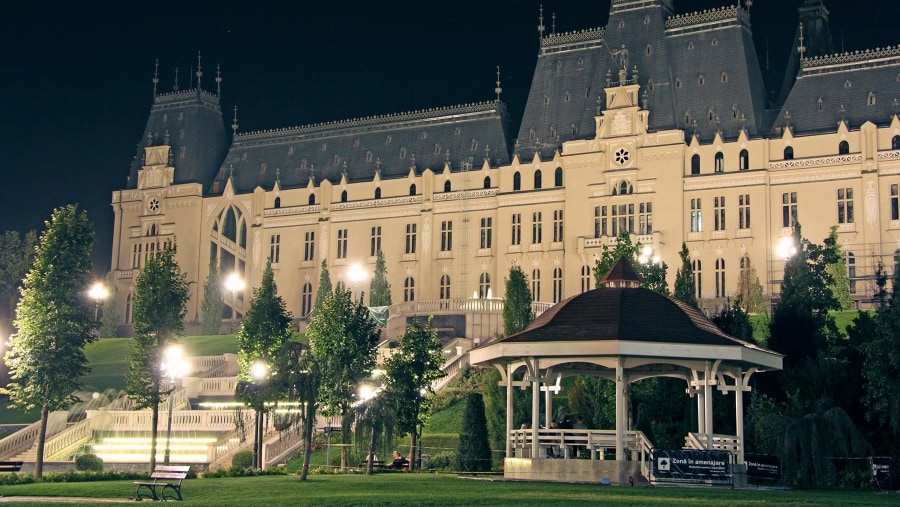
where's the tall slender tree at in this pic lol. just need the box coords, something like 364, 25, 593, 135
200, 259, 223, 335
99, 271, 119, 338
503, 265, 532, 336
823, 226, 852, 310
735, 256, 766, 314
3, 205, 94, 480
313, 260, 332, 315
457, 392, 492, 472
125, 244, 190, 473
369, 251, 392, 307
0, 229, 37, 322
673, 243, 698, 308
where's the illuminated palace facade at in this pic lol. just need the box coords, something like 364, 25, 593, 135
110, 0, 900, 335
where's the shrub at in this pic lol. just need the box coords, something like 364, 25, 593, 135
75, 453, 104, 472
426, 451, 457, 471
232, 450, 253, 469
457, 392, 492, 472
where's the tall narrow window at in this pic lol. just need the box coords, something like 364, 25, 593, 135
479, 273, 491, 298
301, 283, 313, 317
441, 221, 453, 251
714, 152, 724, 173
308, 194, 316, 205
480, 217, 493, 249
692, 260, 702, 299
374, 187, 382, 199
304, 231, 315, 261
846, 253, 856, 294
893, 136, 900, 150
611, 204, 635, 235
337, 229, 348, 259
444, 180, 451, 192
513, 172, 521, 191
439, 275, 451, 300
784, 146, 794, 160
531, 269, 542, 301
891, 184, 899, 220
691, 154, 700, 175
484, 176, 491, 189
125, 293, 133, 323
404, 277, 415, 302
370, 226, 382, 256
739, 149, 749, 171
409, 184, 417, 196
341, 190, 348, 202
552, 268, 563, 303
511, 213, 522, 246
715, 258, 725, 298
714, 196, 725, 231
838, 141, 849, 155
738, 194, 750, 229
274, 197, 281, 208
552, 210, 564, 242
534, 170, 542, 189
405, 223, 417, 254
270, 234, 281, 263
594, 206, 607, 237
690, 198, 703, 232
837, 188, 854, 224
532, 212, 543, 244
554, 167, 563, 187
581, 265, 592, 293
782, 192, 798, 227
639, 202, 652, 234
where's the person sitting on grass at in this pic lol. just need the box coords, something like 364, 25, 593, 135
387, 450, 410, 471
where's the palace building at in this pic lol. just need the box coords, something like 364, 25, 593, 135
110, 0, 900, 336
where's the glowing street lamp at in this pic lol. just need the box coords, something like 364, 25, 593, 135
251, 361, 269, 469
87, 282, 109, 322
776, 237, 797, 260
347, 263, 368, 302
223, 273, 245, 333
160, 345, 189, 465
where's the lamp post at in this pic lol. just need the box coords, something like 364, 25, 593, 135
223, 272, 245, 334
87, 282, 109, 322
251, 361, 268, 469
161, 345, 189, 466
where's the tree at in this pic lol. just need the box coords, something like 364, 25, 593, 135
200, 259, 223, 335
0, 229, 37, 322
369, 251, 392, 307
711, 298, 754, 342
313, 260, 332, 315
673, 243, 698, 308
99, 271, 119, 338
593, 232, 668, 294
235, 260, 292, 467
385, 317, 446, 469
858, 264, 900, 434
503, 265, 532, 336
735, 256, 767, 314
307, 287, 380, 469
125, 243, 190, 473
457, 392, 492, 472
2, 205, 94, 480
824, 226, 852, 310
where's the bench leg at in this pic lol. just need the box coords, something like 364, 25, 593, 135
135, 484, 159, 501
162, 484, 183, 501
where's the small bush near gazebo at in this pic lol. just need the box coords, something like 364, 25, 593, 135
75, 453, 104, 472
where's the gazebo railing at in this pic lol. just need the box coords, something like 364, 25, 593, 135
685, 432, 741, 454
508, 429, 653, 461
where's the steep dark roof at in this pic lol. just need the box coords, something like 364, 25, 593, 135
210, 101, 510, 194
126, 89, 227, 191
598, 257, 644, 286
501, 286, 747, 347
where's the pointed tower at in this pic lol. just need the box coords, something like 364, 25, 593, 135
778, 0, 834, 105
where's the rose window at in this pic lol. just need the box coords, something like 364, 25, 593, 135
149, 198, 160, 212
614, 148, 630, 165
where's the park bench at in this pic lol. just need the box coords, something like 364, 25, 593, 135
0, 461, 23, 473
134, 465, 190, 501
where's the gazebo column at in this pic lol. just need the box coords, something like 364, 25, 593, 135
505, 363, 513, 459
615, 358, 626, 461
734, 372, 744, 464
530, 357, 540, 459
544, 385, 553, 429
704, 362, 713, 449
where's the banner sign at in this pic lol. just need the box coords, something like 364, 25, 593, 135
745, 454, 781, 481
652, 449, 732, 483
871, 456, 892, 489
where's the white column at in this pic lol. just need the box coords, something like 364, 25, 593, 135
615, 359, 626, 461
544, 386, 553, 429
531, 358, 540, 459
505, 363, 513, 459
734, 372, 745, 464
704, 362, 713, 449
695, 373, 705, 435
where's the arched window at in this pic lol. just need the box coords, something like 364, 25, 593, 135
439, 275, 451, 300
125, 293, 133, 324
838, 141, 849, 155
581, 265, 592, 293
239, 222, 246, 249
531, 269, 542, 301
692, 259, 702, 299
374, 187, 382, 199
715, 258, 725, 298
893, 135, 900, 150
784, 146, 794, 160
534, 170, 542, 189
308, 194, 315, 205
274, 197, 281, 209
552, 267, 563, 303
409, 183, 417, 196
714, 152, 724, 173
846, 252, 856, 294
341, 190, 348, 202
739, 149, 749, 171
483, 176, 491, 189
404, 277, 415, 302
554, 167, 563, 187
513, 172, 521, 191
444, 180, 451, 192
615, 180, 632, 195
301, 283, 313, 317
691, 154, 700, 175
223, 207, 237, 241
479, 273, 491, 299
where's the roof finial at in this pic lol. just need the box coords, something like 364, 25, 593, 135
494, 66, 502, 102
838, 104, 847, 122
195, 51, 203, 90
232, 105, 239, 135
739, 114, 747, 133
783, 110, 792, 129
410, 154, 416, 170
484, 144, 490, 162
229, 164, 234, 180
892, 98, 899, 117
551, 12, 556, 35
797, 22, 806, 60
215, 64, 222, 98
173, 67, 180, 92
152, 59, 159, 98
275, 167, 280, 184
309, 164, 316, 183
537, 4, 545, 40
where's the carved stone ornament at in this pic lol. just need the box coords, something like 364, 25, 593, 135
612, 111, 632, 136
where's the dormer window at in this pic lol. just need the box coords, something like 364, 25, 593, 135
867, 92, 876, 106
321, 143, 327, 151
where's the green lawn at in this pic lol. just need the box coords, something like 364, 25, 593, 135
0, 474, 895, 506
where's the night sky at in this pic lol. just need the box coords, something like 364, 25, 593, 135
1, 0, 896, 275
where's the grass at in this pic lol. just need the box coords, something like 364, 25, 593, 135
0, 473, 896, 506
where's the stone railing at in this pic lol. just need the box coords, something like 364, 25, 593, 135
92, 409, 240, 433
508, 428, 653, 460
433, 353, 469, 393
433, 189, 496, 202
665, 5, 743, 30
685, 432, 741, 453
802, 45, 900, 70
198, 377, 239, 397
43, 418, 93, 460
263, 204, 321, 218
0, 412, 67, 460
768, 153, 861, 170
331, 195, 422, 211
